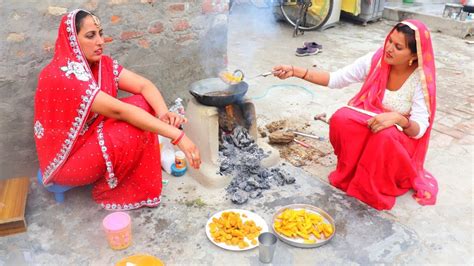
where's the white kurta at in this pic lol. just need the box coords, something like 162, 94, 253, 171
328, 52, 429, 139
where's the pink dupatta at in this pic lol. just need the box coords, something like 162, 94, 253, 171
348, 20, 438, 205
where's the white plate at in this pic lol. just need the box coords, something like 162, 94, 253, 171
206, 209, 269, 251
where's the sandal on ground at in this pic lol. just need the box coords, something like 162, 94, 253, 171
304, 42, 323, 52
295, 46, 320, 57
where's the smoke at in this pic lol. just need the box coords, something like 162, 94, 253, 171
227, 1, 281, 70
197, 1, 282, 78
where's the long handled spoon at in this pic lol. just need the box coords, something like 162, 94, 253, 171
219, 70, 276, 85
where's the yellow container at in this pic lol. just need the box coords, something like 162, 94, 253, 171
175, 151, 186, 170
116, 254, 164, 266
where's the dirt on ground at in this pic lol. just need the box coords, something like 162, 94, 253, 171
259, 119, 336, 169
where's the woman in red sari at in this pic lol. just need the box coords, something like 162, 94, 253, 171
34, 10, 201, 210
272, 20, 437, 210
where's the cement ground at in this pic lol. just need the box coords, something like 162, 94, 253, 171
1, 3, 473, 266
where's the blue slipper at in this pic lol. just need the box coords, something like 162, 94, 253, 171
295, 46, 320, 56
304, 42, 323, 52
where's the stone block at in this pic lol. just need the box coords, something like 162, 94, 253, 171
437, 114, 463, 128
110, 15, 121, 24
7, 33, 25, 43
48, 6, 67, 16
138, 38, 150, 48
104, 36, 114, 43
108, 0, 128, 5
430, 132, 453, 148
84, 0, 99, 10
202, 0, 214, 14
454, 103, 474, 116
173, 20, 190, 32
454, 120, 474, 135
148, 21, 164, 34
434, 110, 447, 122
432, 123, 465, 139
467, 96, 474, 104
202, 0, 228, 14
458, 134, 474, 145
43, 42, 54, 53
120, 31, 144, 41
176, 33, 195, 43
445, 107, 473, 120
168, 3, 185, 12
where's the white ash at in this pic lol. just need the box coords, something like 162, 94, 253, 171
219, 126, 296, 205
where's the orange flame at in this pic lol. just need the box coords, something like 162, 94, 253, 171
225, 105, 234, 120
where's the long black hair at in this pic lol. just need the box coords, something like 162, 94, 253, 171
394, 23, 417, 54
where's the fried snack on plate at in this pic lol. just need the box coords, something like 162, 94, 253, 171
209, 211, 262, 249
273, 208, 333, 242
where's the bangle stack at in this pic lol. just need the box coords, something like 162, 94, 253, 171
171, 131, 185, 145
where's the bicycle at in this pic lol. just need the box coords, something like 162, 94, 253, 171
277, 0, 333, 37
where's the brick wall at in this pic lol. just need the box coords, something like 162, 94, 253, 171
0, 0, 229, 179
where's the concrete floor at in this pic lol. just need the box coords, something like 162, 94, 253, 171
1, 3, 473, 266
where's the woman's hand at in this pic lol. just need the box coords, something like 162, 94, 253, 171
272, 65, 294, 79
160, 112, 188, 128
367, 112, 404, 133
176, 135, 201, 169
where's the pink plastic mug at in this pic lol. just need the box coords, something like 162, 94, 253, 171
102, 212, 132, 250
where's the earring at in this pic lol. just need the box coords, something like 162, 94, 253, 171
409, 59, 414, 66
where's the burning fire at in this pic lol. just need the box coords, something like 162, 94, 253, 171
219, 103, 254, 137
225, 105, 235, 120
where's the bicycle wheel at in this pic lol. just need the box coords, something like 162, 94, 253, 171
279, 0, 333, 31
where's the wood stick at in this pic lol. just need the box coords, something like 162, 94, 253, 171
344, 105, 403, 131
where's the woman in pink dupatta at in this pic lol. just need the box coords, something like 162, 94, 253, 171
272, 20, 437, 210
34, 10, 201, 210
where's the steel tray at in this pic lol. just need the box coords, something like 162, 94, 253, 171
272, 204, 335, 248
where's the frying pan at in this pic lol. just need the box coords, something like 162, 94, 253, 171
189, 78, 249, 107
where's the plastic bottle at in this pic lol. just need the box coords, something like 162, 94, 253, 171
159, 98, 186, 174
169, 98, 185, 116
159, 136, 174, 174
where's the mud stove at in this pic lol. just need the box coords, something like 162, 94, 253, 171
184, 97, 279, 188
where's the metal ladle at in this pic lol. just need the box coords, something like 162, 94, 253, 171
248, 71, 276, 79
219, 69, 245, 85
219, 69, 276, 85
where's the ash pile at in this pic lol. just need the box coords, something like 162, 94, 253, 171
219, 126, 295, 204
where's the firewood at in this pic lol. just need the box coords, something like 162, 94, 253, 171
268, 131, 295, 144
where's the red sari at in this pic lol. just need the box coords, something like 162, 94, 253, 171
329, 20, 438, 210
34, 9, 162, 210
